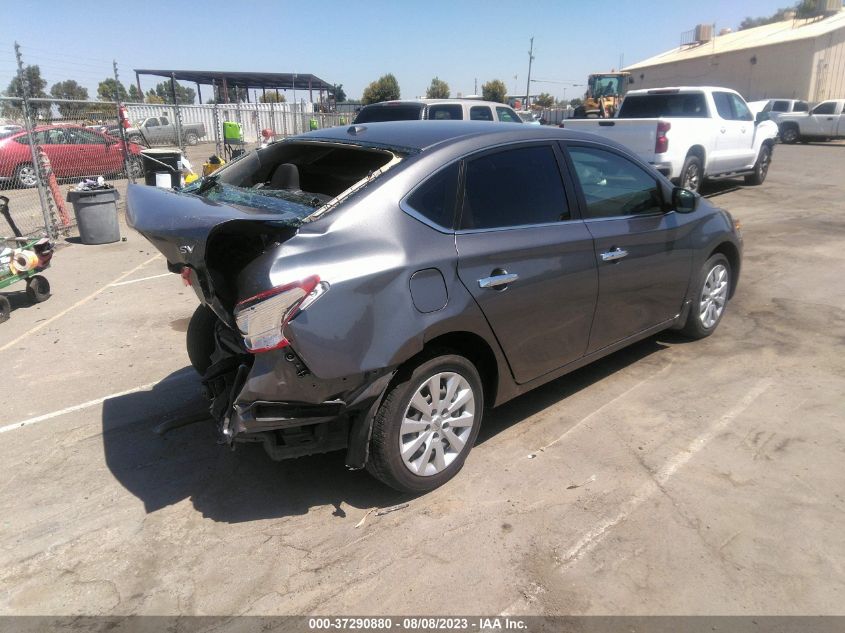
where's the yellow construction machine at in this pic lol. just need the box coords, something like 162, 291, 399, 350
574, 72, 631, 118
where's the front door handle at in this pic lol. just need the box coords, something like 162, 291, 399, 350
601, 247, 629, 262
478, 272, 518, 289
720, 127, 726, 133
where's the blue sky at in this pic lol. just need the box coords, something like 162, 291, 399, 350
2, 0, 788, 102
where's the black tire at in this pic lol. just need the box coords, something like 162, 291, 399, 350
0, 295, 10, 323
680, 254, 731, 339
744, 144, 771, 186
367, 352, 484, 493
186, 304, 217, 375
679, 155, 703, 192
185, 132, 199, 146
780, 125, 799, 144
25, 275, 50, 303
127, 134, 144, 145
15, 163, 38, 189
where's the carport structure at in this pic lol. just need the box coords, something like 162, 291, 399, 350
132, 69, 337, 105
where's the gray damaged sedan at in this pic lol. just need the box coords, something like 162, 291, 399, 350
127, 121, 742, 493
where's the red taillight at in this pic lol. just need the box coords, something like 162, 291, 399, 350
655, 120, 671, 154
233, 275, 325, 353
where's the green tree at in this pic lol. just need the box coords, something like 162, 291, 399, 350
481, 79, 507, 103
425, 77, 450, 99
97, 78, 128, 101
739, 0, 819, 30
145, 90, 165, 104
362, 73, 400, 104
50, 80, 89, 116
569, 97, 584, 107
259, 92, 286, 103
4, 65, 50, 117
333, 84, 347, 102
153, 80, 196, 105
534, 92, 554, 108
127, 84, 143, 102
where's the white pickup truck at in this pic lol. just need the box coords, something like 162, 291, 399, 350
561, 86, 779, 192
775, 99, 845, 144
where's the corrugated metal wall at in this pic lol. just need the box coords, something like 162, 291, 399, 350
812, 26, 845, 100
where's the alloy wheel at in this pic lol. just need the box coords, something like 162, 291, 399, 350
700, 264, 728, 329
684, 163, 700, 191
17, 165, 37, 188
399, 371, 476, 476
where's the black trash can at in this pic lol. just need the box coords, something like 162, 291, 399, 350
140, 149, 182, 188
66, 188, 121, 245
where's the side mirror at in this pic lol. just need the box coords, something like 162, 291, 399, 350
672, 187, 698, 213
755, 111, 768, 124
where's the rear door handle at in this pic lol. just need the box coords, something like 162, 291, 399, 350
478, 272, 518, 289
601, 248, 629, 262
720, 127, 726, 134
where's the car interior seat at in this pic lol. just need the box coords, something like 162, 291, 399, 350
269, 163, 300, 190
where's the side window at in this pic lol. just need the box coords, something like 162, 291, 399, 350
496, 107, 521, 123
44, 129, 68, 144
470, 106, 493, 121
811, 101, 836, 115
729, 94, 753, 121
793, 101, 809, 112
771, 101, 789, 112
568, 146, 664, 219
405, 162, 459, 229
428, 104, 463, 120
460, 145, 569, 230
66, 128, 107, 144
160, 117, 169, 126
713, 92, 734, 120
145, 118, 160, 127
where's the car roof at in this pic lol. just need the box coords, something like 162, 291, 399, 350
295, 120, 629, 154
360, 99, 511, 108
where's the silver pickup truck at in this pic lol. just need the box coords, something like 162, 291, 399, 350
125, 116, 206, 146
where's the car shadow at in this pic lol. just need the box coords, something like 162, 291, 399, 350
102, 337, 672, 523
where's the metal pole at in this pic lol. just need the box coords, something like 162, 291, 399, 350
113, 60, 134, 183
135, 71, 142, 101
212, 79, 222, 158
14, 42, 54, 238
525, 36, 535, 108
170, 72, 183, 151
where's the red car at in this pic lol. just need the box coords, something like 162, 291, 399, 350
0, 124, 142, 189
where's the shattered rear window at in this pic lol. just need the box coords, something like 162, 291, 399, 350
190, 181, 319, 222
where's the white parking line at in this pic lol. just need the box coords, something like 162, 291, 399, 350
0, 374, 191, 434
110, 272, 172, 287
0, 254, 161, 353
501, 377, 773, 616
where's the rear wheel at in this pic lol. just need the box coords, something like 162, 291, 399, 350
679, 155, 703, 192
127, 134, 145, 146
125, 156, 143, 179
25, 275, 50, 303
185, 132, 199, 146
744, 144, 771, 185
0, 295, 10, 323
681, 254, 731, 339
186, 304, 217, 375
367, 353, 483, 493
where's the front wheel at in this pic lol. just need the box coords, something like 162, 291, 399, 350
680, 254, 731, 339
367, 353, 484, 493
679, 155, 703, 192
780, 125, 799, 144
744, 144, 771, 186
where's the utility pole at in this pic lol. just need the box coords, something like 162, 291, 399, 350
525, 37, 535, 109
474, 78, 477, 95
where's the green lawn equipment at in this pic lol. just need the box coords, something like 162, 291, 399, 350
0, 195, 53, 323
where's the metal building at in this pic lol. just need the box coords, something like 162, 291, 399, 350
623, 4, 845, 102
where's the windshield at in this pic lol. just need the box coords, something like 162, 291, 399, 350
590, 75, 623, 97
354, 104, 424, 123
618, 93, 708, 118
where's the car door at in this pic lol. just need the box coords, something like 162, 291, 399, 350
808, 101, 839, 136
712, 92, 756, 172
563, 142, 694, 354
64, 127, 123, 176
455, 143, 598, 383
143, 117, 165, 144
